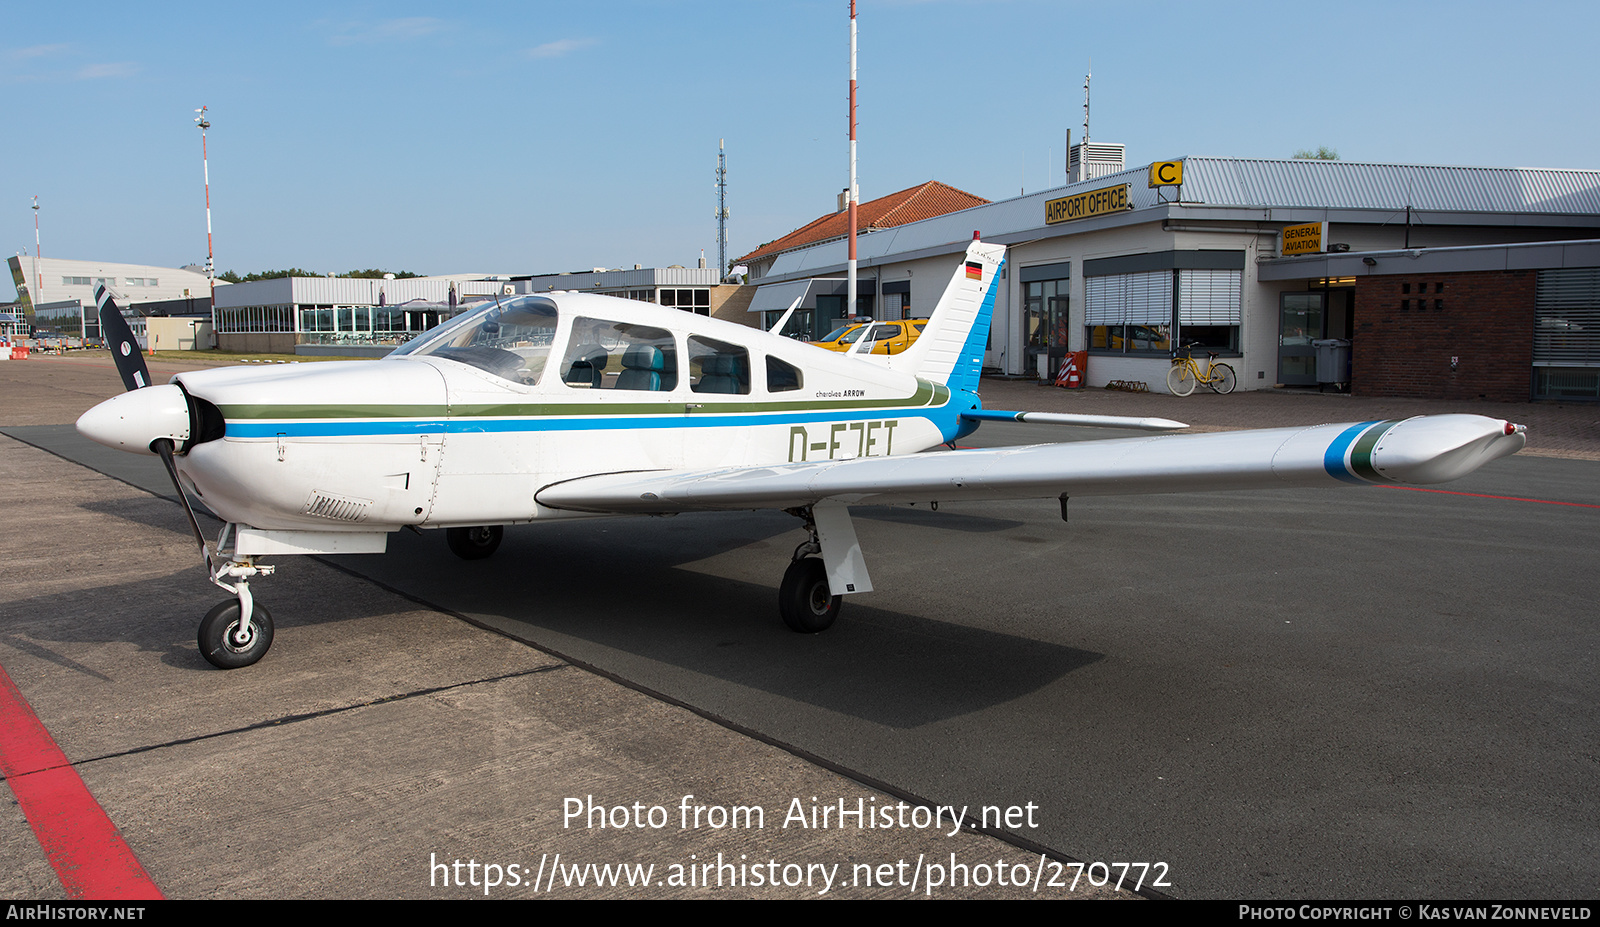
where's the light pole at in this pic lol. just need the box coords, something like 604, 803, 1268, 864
195, 106, 215, 305
846, 0, 858, 323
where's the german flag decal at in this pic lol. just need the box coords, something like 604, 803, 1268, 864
965, 261, 983, 280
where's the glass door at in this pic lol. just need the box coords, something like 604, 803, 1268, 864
1278, 292, 1324, 386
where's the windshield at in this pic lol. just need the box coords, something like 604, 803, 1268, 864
391, 296, 559, 384
821, 325, 856, 343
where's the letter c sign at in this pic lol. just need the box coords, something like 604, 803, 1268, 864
1149, 161, 1183, 188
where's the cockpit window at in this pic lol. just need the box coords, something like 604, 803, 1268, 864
391, 296, 559, 385
560, 318, 677, 391
688, 336, 750, 395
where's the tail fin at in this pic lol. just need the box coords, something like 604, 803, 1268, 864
888, 239, 1005, 395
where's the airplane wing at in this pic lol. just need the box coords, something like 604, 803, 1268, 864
535, 415, 1525, 515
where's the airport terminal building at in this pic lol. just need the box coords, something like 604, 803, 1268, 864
746, 157, 1600, 401
6, 256, 214, 338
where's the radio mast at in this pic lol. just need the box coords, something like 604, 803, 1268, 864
1079, 64, 1091, 182
716, 139, 729, 278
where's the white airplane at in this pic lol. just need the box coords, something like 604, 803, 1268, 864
78, 238, 1527, 669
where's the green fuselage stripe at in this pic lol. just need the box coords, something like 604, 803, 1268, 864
219, 379, 946, 421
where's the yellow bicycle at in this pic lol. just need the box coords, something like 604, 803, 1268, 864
1167, 344, 1236, 396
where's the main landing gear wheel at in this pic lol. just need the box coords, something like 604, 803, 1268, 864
447, 525, 503, 560
1209, 363, 1237, 394
779, 557, 840, 633
1167, 363, 1197, 396
198, 600, 274, 670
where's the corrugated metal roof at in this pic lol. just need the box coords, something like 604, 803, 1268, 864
215, 276, 454, 308
524, 266, 722, 291
1179, 158, 1600, 213
759, 158, 1600, 281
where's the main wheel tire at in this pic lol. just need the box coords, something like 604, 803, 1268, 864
778, 557, 840, 633
198, 600, 274, 669
1167, 363, 1197, 396
1209, 363, 1237, 394
447, 525, 503, 560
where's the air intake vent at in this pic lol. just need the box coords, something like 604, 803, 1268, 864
302, 491, 373, 522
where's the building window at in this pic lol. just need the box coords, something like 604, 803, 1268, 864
1178, 269, 1242, 353
661, 288, 712, 315
299, 306, 334, 332
765, 309, 814, 340
216, 305, 293, 333
1534, 267, 1600, 400
373, 306, 407, 332
1086, 268, 1240, 354
1085, 270, 1171, 354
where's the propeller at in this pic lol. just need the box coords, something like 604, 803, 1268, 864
94, 286, 210, 557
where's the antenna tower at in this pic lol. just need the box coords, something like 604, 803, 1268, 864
1080, 65, 1091, 182
716, 139, 729, 276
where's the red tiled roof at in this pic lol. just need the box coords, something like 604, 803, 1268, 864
735, 181, 989, 265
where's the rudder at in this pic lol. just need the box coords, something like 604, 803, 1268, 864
889, 239, 1006, 395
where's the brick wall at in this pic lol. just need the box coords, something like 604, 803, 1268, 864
1353, 270, 1535, 401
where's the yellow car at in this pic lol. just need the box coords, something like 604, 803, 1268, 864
810, 320, 927, 355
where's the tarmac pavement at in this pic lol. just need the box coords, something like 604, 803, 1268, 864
2, 350, 1595, 900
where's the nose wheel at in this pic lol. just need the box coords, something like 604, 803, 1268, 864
198, 600, 275, 669
199, 531, 278, 669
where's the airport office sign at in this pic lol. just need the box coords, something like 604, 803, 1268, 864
1282, 221, 1329, 256
1045, 184, 1132, 225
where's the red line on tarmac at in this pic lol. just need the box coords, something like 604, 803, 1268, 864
1376, 484, 1600, 509
0, 663, 163, 900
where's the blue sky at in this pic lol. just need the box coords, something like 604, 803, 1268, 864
5, 0, 1599, 297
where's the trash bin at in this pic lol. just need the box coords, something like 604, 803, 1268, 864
1312, 339, 1351, 391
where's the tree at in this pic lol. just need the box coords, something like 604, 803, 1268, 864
1293, 147, 1340, 160
337, 269, 420, 279
216, 268, 322, 282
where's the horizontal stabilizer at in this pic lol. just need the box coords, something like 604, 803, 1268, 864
962, 409, 1188, 432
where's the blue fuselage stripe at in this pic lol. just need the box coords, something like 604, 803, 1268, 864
225, 405, 949, 439
1323, 420, 1379, 484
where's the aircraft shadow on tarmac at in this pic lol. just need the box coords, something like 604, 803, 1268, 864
336, 512, 1105, 729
